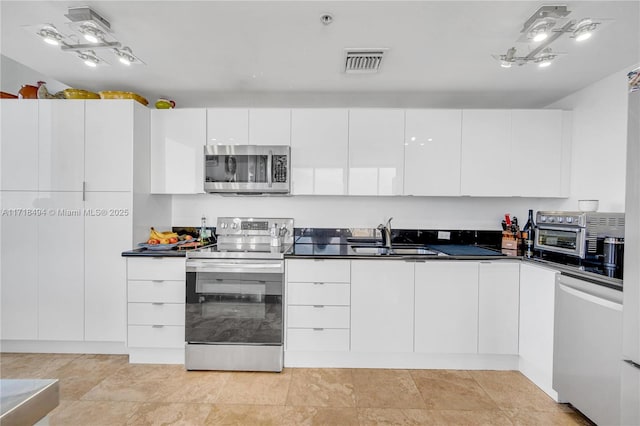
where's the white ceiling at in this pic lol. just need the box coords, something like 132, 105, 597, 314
1, 1, 639, 108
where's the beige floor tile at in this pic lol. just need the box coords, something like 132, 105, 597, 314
126, 402, 213, 425
48, 400, 139, 425
80, 376, 167, 402
0, 353, 79, 379
502, 408, 594, 426
216, 369, 292, 405
110, 363, 187, 381
282, 406, 359, 425
411, 370, 499, 411
286, 368, 356, 407
429, 409, 514, 425
352, 369, 426, 409
469, 370, 567, 412
205, 404, 285, 425
152, 371, 232, 403
53, 354, 130, 400
357, 408, 436, 425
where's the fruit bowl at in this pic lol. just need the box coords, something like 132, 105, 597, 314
138, 240, 190, 251
64, 88, 100, 99
99, 91, 148, 106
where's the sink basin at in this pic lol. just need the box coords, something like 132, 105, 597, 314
350, 246, 390, 255
390, 247, 438, 255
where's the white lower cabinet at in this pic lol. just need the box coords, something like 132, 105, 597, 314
415, 262, 479, 353
286, 259, 350, 352
519, 263, 559, 399
351, 260, 414, 352
126, 257, 186, 363
478, 262, 520, 354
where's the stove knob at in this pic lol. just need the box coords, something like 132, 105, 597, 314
540, 216, 547, 222
566, 217, 573, 224
231, 223, 238, 229
548, 217, 555, 223
220, 222, 227, 229
557, 217, 563, 223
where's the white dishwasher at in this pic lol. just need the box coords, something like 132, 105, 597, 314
553, 274, 623, 426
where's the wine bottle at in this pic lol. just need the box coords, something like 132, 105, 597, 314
522, 209, 535, 258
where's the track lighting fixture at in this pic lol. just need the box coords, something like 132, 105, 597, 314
31, 6, 144, 69
493, 5, 606, 69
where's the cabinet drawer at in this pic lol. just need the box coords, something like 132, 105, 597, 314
128, 325, 184, 348
128, 303, 185, 326
287, 259, 350, 283
128, 281, 185, 303
288, 282, 350, 306
287, 328, 349, 351
287, 305, 349, 328
127, 258, 185, 281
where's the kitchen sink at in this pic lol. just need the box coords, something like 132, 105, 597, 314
350, 246, 390, 255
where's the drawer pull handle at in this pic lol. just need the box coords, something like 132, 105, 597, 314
313, 282, 325, 285
313, 328, 324, 331
152, 280, 164, 283
151, 325, 164, 328
313, 305, 324, 308
152, 302, 164, 306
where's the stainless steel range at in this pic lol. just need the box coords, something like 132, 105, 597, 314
185, 217, 294, 372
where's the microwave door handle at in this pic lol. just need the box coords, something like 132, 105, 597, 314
267, 150, 273, 187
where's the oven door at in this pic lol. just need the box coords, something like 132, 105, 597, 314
535, 226, 586, 258
185, 259, 284, 345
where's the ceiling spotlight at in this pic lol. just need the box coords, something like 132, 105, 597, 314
38, 27, 64, 46
535, 55, 554, 68
78, 50, 100, 67
529, 21, 552, 42
114, 46, 134, 65
573, 19, 598, 42
79, 23, 104, 43
500, 61, 513, 69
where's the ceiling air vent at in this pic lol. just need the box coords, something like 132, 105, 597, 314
344, 49, 386, 73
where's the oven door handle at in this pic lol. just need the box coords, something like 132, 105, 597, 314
537, 226, 583, 233
186, 261, 283, 274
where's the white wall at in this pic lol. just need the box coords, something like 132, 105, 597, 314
1, 54, 68, 95
548, 67, 632, 212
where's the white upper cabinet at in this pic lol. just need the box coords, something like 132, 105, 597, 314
404, 109, 462, 196
511, 110, 565, 197
348, 109, 405, 195
290, 109, 349, 195
249, 109, 291, 145
478, 262, 520, 354
1, 100, 38, 190
206, 108, 248, 145
38, 100, 85, 192
85, 100, 135, 192
460, 109, 512, 196
151, 108, 206, 194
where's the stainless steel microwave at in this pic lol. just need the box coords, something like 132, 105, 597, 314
204, 145, 290, 194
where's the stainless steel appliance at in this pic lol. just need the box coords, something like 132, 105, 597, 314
622, 67, 640, 425
204, 145, 290, 194
534, 211, 625, 258
185, 217, 294, 371
553, 274, 623, 426
603, 237, 624, 269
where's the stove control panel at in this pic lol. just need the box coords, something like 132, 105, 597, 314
216, 217, 294, 237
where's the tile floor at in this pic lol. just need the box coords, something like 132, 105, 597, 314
0, 353, 593, 425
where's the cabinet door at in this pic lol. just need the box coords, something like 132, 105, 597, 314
206, 108, 248, 145
415, 262, 479, 353
84, 192, 132, 342
1, 100, 38, 190
351, 260, 414, 352
150, 108, 206, 194
460, 109, 512, 196
37, 192, 84, 340
519, 263, 557, 391
85, 100, 133, 191
249, 109, 291, 146
0, 192, 39, 339
290, 109, 349, 195
478, 262, 519, 354
511, 110, 564, 197
348, 109, 405, 195
404, 109, 462, 196
38, 100, 85, 191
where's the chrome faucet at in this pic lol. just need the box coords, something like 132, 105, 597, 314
377, 217, 393, 249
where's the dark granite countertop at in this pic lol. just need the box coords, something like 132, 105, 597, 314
122, 248, 187, 257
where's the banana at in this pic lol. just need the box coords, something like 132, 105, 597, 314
149, 227, 179, 241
